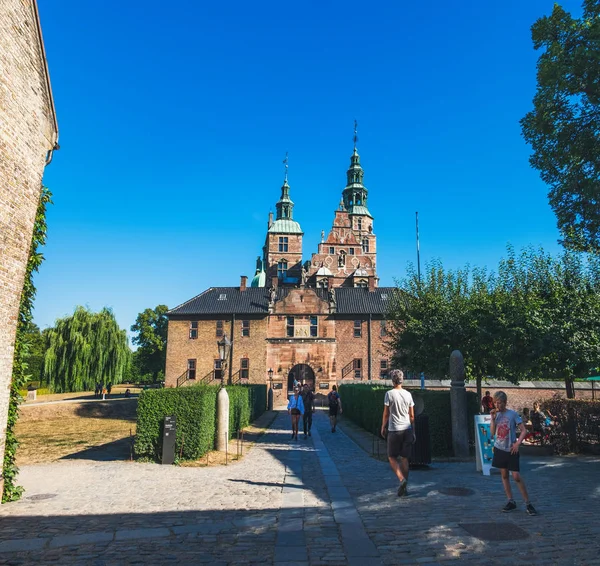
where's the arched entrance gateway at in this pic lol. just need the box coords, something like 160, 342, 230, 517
288, 364, 315, 392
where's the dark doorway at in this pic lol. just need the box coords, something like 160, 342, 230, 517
288, 364, 316, 392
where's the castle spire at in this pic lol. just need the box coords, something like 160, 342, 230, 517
276, 152, 294, 220
342, 121, 372, 218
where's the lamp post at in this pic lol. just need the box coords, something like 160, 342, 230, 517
217, 333, 232, 385
267, 368, 274, 410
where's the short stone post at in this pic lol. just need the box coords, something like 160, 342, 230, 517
267, 386, 273, 411
216, 386, 229, 452
449, 350, 469, 458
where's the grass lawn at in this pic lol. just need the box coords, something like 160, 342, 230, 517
16, 398, 137, 465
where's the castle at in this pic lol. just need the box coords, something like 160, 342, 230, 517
165, 136, 396, 403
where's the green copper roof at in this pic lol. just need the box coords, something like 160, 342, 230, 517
348, 205, 373, 218
250, 270, 266, 287
268, 218, 303, 234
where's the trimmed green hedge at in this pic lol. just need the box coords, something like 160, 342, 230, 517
338, 384, 479, 457
135, 384, 266, 462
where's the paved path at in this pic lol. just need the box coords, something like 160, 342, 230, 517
0, 410, 599, 565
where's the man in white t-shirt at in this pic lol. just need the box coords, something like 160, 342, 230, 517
381, 369, 415, 497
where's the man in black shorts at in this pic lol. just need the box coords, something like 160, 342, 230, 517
381, 370, 415, 497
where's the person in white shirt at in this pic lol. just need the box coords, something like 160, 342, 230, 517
287, 387, 304, 441
381, 369, 415, 497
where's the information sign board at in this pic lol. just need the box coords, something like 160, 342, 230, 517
319, 382, 329, 390
474, 414, 495, 475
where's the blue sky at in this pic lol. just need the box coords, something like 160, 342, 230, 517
35, 0, 582, 336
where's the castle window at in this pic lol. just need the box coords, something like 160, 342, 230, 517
349, 248, 354, 255
357, 218, 362, 231
355, 279, 368, 288
316, 278, 328, 289
278, 236, 288, 252
354, 320, 362, 338
329, 247, 335, 254
241, 320, 250, 337
310, 316, 318, 337
240, 358, 249, 379
214, 359, 223, 380
189, 321, 198, 339
216, 320, 224, 337
353, 358, 362, 379
380, 320, 387, 337
187, 359, 196, 380
277, 260, 288, 279
362, 238, 369, 253
380, 359, 388, 379
286, 316, 295, 337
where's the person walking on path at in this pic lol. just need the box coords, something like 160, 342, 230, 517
490, 390, 537, 515
381, 369, 415, 497
301, 383, 315, 438
287, 387, 304, 440
328, 385, 342, 432
481, 391, 494, 414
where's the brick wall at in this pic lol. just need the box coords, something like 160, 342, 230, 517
0, 0, 57, 488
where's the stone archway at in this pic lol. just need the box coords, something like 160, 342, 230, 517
288, 364, 315, 392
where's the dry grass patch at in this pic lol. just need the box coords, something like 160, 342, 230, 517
16, 399, 137, 465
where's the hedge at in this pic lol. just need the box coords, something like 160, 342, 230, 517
338, 384, 479, 457
135, 384, 267, 462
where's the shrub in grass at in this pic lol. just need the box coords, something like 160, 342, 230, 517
135, 384, 267, 462
135, 386, 218, 461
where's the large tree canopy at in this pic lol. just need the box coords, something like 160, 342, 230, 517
130, 305, 168, 381
387, 248, 600, 398
43, 306, 130, 393
521, 1, 600, 252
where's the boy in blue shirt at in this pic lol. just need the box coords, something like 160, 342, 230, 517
490, 391, 537, 515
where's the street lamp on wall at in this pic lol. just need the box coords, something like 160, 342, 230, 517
217, 333, 232, 385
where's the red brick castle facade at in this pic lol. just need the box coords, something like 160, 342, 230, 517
165, 140, 396, 404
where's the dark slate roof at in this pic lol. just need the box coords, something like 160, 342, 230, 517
169, 288, 270, 315
334, 287, 398, 314
168, 286, 400, 316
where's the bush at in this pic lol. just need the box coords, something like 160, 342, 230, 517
135, 386, 218, 461
135, 384, 267, 462
542, 397, 600, 454
338, 384, 479, 457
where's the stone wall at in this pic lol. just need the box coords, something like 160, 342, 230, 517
0, 0, 58, 487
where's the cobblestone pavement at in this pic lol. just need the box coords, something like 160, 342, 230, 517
0, 409, 599, 565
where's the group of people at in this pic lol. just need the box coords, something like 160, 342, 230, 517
286, 383, 343, 440
287, 375, 539, 516
94, 382, 112, 399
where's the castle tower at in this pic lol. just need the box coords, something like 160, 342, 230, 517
263, 157, 304, 285
308, 124, 377, 288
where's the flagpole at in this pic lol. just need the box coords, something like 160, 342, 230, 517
416, 211, 421, 284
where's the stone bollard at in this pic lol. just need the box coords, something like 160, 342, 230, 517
268, 386, 273, 411
449, 350, 469, 458
216, 386, 230, 452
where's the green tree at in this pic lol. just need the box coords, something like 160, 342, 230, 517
521, 1, 600, 252
22, 323, 45, 384
130, 305, 169, 382
43, 307, 130, 393
387, 262, 502, 399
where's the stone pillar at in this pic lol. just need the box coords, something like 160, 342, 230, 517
216, 387, 229, 452
449, 350, 469, 458
267, 385, 273, 411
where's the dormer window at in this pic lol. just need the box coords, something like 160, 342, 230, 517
219, 293, 227, 300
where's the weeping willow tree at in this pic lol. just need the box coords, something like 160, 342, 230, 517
43, 307, 130, 392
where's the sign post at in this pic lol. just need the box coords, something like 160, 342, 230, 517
474, 414, 494, 475
162, 415, 176, 465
